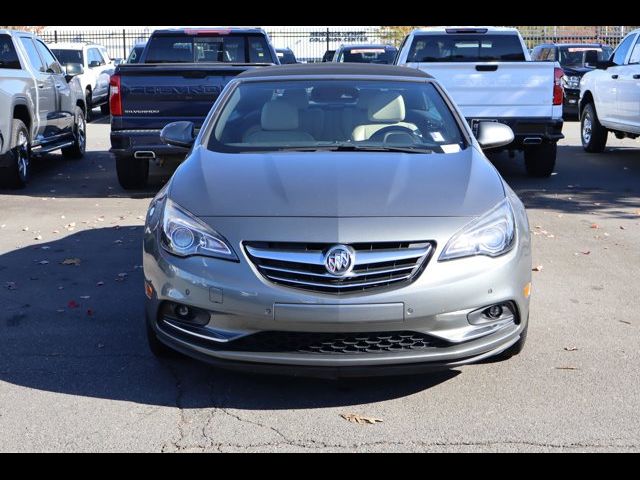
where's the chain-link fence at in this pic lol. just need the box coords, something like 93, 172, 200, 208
39, 26, 640, 63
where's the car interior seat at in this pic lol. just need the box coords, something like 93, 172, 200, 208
351, 92, 418, 142
243, 100, 315, 144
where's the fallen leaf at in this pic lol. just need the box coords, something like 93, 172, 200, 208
590, 223, 599, 229
114, 239, 123, 244
97, 343, 104, 348
38, 260, 49, 265
62, 258, 81, 266
604, 232, 610, 237
87, 309, 94, 316
532, 265, 543, 272
618, 320, 632, 325
22, 226, 29, 231
96, 281, 105, 287
340, 413, 383, 425
41, 246, 50, 250
580, 250, 591, 255
80, 295, 90, 300
619, 226, 625, 230
564, 346, 578, 352
68, 300, 79, 309
5, 282, 16, 290
555, 366, 579, 371
34, 235, 42, 240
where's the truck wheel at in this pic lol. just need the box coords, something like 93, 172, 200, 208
61, 107, 86, 159
0, 119, 31, 189
116, 155, 149, 189
581, 102, 607, 153
85, 90, 92, 121
524, 142, 556, 178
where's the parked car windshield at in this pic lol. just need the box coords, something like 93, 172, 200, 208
558, 45, 613, 67
144, 33, 275, 63
50, 48, 84, 66
408, 34, 526, 62
208, 79, 466, 154
127, 44, 145, 64
336, 47, 397, 64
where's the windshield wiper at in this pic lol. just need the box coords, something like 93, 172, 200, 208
276, 145, 433, 154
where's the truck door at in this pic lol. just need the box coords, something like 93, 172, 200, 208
599, 33, 637, 126
34, 39, 74, 136
19, 36, 56, 142
616, 34, 640, 132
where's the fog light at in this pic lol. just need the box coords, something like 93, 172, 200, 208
487, 305, 503, 319
176, 305, 190, 317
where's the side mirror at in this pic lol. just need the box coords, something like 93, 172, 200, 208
89, 60, 102, 68
65, 63, 84, 81
160, 121, 195, 148
476, 121, 514, 150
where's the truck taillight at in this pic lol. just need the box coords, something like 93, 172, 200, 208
553, 67, 564, 106
109, 74, 122, 116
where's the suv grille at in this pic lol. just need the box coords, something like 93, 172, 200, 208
244, 241, 433, 294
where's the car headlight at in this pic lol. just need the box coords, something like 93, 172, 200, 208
439, 198, 515, 261
160, 198, 238, 261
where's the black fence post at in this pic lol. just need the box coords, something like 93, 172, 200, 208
54, 31, 58, 43
326, 28, 330, 54
123, 29, 127, 60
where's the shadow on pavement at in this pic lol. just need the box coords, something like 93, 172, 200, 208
491, 144, 640, 219
0, 227, 459, 410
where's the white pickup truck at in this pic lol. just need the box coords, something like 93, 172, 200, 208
395, 26, 565, 177
579, 28, 640, 152
0, 29, 87, 188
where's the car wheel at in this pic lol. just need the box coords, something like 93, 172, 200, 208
0, 119, 31, 189
146, 320, 180, 358
581, 102, 607, 153
116, 155, 149, 190
496, 322, 528, 360
85, 90, 92, 121
524, 142, 556, 177
61, 107, 86, 159
100, 102, 110, 115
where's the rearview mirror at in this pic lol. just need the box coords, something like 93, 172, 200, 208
160, 121, 195, 148
476, 122, 514, 150
65, 63, 84, 81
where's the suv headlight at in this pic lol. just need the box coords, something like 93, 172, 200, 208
160, 199, 238, 261
562, 75, 580, 89
439, 198, 515, 261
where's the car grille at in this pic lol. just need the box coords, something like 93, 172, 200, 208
214, 330, 447, 354
244, 241, 434, 294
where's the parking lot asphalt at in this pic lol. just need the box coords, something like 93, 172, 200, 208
0, 112, 639, 452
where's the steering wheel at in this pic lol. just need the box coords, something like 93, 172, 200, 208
368, 125, 422, 143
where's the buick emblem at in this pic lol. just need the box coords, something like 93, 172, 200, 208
324, 245, 355, 277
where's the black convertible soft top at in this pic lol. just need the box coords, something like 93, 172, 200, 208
236, 63, 433, 79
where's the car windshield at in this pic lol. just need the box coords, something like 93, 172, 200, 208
337, 47, 397, 64
207, 79, 466, 154
144, 33, 274, 63
408, 34, 526, 62
51, 49, 83, 66
558, 46, 613, 67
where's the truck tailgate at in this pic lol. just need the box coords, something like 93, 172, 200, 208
408, 62, 556, 118
113, 64, 264, 130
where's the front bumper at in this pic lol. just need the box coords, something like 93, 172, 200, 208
563, 89, 580, 116
143, 213, 532, 372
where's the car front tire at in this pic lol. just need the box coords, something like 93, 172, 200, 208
581, 102, 608, 153
61, 107, 86, 159
524, 142, 557, 177
146, 320, 180, 358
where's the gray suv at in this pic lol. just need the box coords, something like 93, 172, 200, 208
143, 64, 532, 376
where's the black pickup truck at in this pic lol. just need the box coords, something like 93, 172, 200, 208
109, 28, 278, 189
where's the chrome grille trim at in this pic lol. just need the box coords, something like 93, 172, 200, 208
244, 241, 434, 294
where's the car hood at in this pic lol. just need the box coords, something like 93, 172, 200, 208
169, 146, 505, 218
